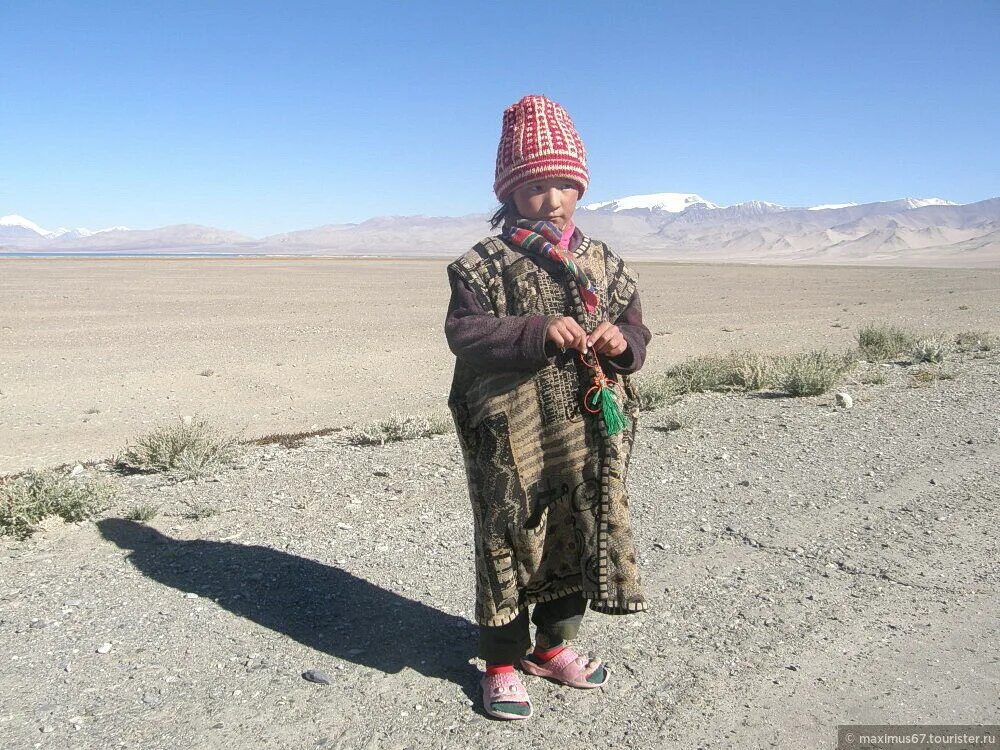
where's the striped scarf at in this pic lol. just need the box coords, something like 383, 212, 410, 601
501, 219, 600, 313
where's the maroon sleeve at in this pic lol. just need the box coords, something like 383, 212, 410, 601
444, 268, 560, 372
602, 289, 652, 375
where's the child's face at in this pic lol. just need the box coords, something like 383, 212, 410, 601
511, 178, 580, 230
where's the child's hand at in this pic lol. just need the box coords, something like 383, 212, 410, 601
586, 322, 628, 357
545, 316, 589, 353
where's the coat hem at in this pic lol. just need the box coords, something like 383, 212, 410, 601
476, 584, 647, 627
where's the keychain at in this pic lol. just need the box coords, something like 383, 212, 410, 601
579, 349, 629, 436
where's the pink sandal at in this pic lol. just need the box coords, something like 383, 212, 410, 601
480, 671, 533, 720
520, 647, 610, 689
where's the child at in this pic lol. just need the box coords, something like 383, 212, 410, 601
444, 94, 651, 720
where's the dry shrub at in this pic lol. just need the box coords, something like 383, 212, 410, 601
726, 350, 779, 391
777, 349, 849, 396
115, 417, 242, 479
954, 330, 997, 352
857, 322, 917, 362
909, 366, 956, 387
911, 337, 949, 364
350, 413, 452, 446
1, 469, 115, 539
126, 503, 160, 522
632, 372, 682, 410
664, 355, 733, 393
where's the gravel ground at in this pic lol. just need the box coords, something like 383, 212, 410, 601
2, 349, 998, 749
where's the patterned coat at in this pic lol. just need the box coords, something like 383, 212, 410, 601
444, 230, 651, 627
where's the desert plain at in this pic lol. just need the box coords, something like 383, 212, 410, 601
0, 256, 998, 749
2, 257, 998, 474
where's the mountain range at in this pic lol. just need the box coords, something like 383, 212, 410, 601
3, 193, 998, 267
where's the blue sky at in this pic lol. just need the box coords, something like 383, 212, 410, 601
2, 0, 998, 237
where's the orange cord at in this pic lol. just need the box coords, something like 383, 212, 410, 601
579, 350, 615, 414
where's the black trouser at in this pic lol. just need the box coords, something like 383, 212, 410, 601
479, 593, 589, 665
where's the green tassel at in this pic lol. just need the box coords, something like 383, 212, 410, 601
589, 386, 630, 437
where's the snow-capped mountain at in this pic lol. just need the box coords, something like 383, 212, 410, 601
583, 192, 719, 212
1, 214, 52, 235
580, 193, 959, 215
808, 202, 858, 211
896, 197, 958, 209
3, 195, 997, 267
1, 214, 129, 241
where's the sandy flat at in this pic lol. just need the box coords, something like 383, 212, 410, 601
1, 257, 999, 474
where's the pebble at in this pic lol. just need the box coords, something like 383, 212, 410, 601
184, 592, 199, 599
302, 669, 333, 685
834, 393, 853, 408
65, 599, 82, 607
337, 522, 352, 530
96, 643, 112, 654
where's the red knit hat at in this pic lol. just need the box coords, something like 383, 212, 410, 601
493, 94, 589, 202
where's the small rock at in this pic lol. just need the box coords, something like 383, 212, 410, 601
700, 525, 711, 532
336, 522, 352, 530
96, 643, 112, 654
834, 393, 853, 408
184, 592, 199, 599
65, 599, 82, 607
70, 464, 86, 476
41, 725, 54, 734
936, 515, 947, 521
302, 669, 333, 685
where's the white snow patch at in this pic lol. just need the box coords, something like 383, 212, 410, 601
900, 197, 957, 209
0, 214, 50, 235
583, 192, 719, 213
807, 203, 859, 211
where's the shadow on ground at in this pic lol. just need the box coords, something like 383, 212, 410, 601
97, 519, 479, 697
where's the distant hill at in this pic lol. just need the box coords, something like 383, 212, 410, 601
4, 194, 998, 266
